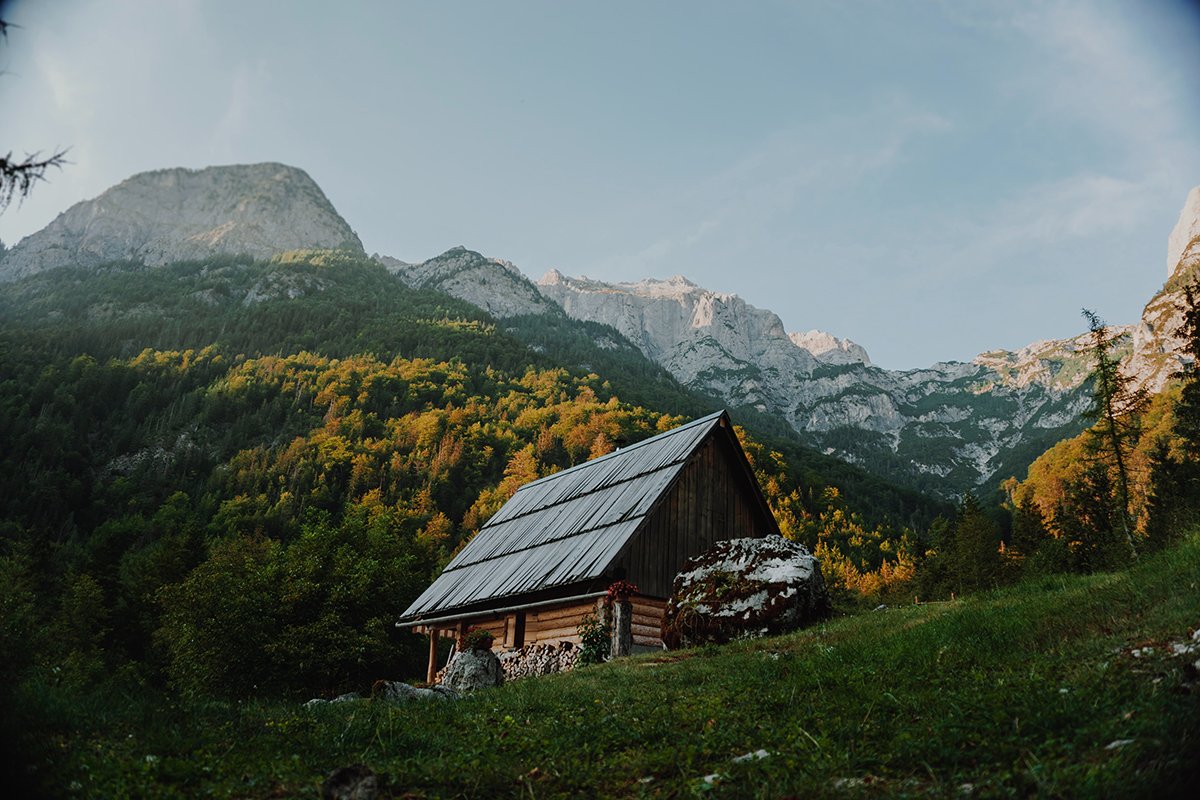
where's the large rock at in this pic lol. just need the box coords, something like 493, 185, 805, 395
0, 162, 363, 281
1126, 184, 1200, 393
374, 680, 458, 702
662, 536, 831, 649
439, 647, 504, 693
1167, 186, 1200, 278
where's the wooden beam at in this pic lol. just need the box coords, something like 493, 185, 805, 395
426, 626, 438, 684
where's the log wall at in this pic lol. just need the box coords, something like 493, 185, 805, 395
524, 597, 604, 646
630, 595, 667, 648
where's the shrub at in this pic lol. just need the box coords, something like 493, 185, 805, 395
576, 612, 610, 665
460, 627, 494, 651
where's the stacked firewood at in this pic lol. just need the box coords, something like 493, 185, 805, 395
498, 642, 580, 681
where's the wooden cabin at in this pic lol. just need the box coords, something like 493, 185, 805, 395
397, 410, 780, 680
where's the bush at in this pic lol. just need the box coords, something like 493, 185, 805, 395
576, 612, 610, 665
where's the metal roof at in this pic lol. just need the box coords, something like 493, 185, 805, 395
399, 410, 728, 622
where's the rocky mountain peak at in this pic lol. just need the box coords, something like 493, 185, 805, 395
376, 247, 556, 318
0, 162, 363, 281
788, 330, 872, 366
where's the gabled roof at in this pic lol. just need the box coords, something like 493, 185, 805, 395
399, 410, 730, 623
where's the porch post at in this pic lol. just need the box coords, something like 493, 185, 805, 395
426, 627, 438, 684
610, 598, 632, 658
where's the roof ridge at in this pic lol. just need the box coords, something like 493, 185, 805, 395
515, 409, 726, 492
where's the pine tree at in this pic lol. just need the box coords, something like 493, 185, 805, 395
1143, 438, 1191, 552
951, 493, 1001, 594
1081, 309, 1148, 558
1009, 497, 1049, 561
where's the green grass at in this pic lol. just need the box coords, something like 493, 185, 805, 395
25, 534, 1200, 798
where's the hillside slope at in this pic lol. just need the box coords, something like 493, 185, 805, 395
21, 531, 1200, 797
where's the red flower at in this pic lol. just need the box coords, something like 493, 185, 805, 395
605, 580, 639, 603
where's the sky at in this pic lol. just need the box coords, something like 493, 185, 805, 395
1, 0, 1199, 369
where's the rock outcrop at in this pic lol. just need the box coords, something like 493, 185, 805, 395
321, 764, 379, 800
374, 680, 458, 702
1167, 187, 1200, 279
1126, 186, 1200, 393
440, 647, 504, 692
789, 330, 871, 365
376, 247, 558, 318
661, 536, 831, 649
0, 163, 363, 281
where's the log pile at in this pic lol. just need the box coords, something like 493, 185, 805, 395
498, 642, 580, 681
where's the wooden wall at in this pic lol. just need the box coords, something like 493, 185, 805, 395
524, 597, 603, 646
629, 595, 667, 649
428, 595, 672, 651
615, 430, 775, 599
429, 597, 604, 651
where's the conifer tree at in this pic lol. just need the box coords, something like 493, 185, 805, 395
1057, 460, 1127, 571
1081, 309, 1147, 558
951, 493, 1001, 593
1009, 497, 1049, 561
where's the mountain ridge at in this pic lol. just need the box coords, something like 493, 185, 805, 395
0, 162, 363, 281
5, 161, 1195, 499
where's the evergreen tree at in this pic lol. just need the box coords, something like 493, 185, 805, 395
1081, 309, 1147, 558
1009, 497, 1049, 561
1143, 438, 1192, 552
951, 493, 1001, 594
1057, 459, 1129, 571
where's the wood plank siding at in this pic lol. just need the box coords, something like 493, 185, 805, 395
613, 433, 776, 598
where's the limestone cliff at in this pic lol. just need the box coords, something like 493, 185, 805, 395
0, 163, 363, 281
536, 269, 1101, 494
1126, 186, 1200, 393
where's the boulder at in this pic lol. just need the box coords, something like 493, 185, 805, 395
303, 692, 360, 708
374, 680, 458, 702
439, 647, 504, 693
661, 535, 831, 649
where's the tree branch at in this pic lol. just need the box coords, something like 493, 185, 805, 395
0, 150, 69, 212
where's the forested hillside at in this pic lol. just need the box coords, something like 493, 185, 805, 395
0, 251, 949, 709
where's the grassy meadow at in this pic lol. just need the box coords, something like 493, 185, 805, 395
16, 532, 1200, 799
